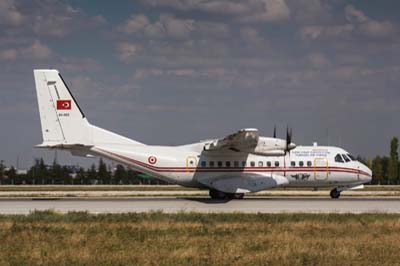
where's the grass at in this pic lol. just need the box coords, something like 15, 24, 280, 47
0, 185, 195, 192
0, 185, 400, 192
0, 212, 400, 265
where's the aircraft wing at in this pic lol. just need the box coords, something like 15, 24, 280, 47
197, 173, 289, 193
203, 128, 259, 153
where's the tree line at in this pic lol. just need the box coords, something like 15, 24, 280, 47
0, 137, 398, 185
0, 158, 169, 185
359, 137, 399, 185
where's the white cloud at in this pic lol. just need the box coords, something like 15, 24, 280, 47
159, 14, 194, 39
287, 0, 332, 24
116, 42, 141, 63
21, 40, 52, 60
301, 5, 397, 40
240, 0, 290, 23
300, 24, 354, 40
0, 48, 17, 60
118, 14, 150, 34
345, 5, 396, 38
0, 0, 24, 26
142, 0, 290, 23
345, 5, 368, 23
118, 13, 195, 39
0, 0, 106, 38
0, 40, 52, 61
307, 53, 330, 68
359, 20, 396, 38
142, 0, 251, 15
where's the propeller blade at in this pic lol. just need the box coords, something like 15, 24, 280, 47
273, 125, 277, 138
286, 126, 290, 146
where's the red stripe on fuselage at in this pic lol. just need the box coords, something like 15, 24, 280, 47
96, 149, 371, 176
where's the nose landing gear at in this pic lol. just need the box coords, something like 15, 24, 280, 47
330, 188, 341, 199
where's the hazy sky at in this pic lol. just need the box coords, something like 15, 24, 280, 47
0, 0, 399, 168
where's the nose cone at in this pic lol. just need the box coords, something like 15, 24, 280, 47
360, 164, 372, 183
288, 142, 296, 150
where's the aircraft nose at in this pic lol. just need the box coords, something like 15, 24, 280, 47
360, 164, 372, 183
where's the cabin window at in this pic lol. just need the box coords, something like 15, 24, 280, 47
258, 161, 263, 167
217, 161, 223, 167
291, 161, 296, 167
209, 161, 215, 167
267, 161, 272, 167
335, 154, 344, 163
250, 161, 255, 167
234, 161, 239, 167
342, 154, 351, 162
225, 161, 231, 167
299, 161, 304, 167
307, 161, 312, 167
275, 161, 280, 167
241, 161, 246, 167
201, 161, 206, 167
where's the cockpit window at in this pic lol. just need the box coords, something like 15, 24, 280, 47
347, 154, 357, 161
335, 154, 344, 163
342, 154, 351, 162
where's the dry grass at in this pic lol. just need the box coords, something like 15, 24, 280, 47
1, 185, 400, 192
0, 212, 399, 265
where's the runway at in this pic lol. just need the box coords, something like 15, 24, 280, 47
0, 197, 400, 214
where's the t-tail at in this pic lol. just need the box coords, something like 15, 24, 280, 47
34, 69, 144, 154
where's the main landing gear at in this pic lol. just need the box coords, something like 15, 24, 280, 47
330, 188, 341, 199
209, 189, 244, 200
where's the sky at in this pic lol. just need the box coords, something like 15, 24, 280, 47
0, 0, 399, 169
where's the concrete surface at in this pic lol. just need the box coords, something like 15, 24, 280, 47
0, 197, 399, 214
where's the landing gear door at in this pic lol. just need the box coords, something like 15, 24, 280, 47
314, 158, 328, 181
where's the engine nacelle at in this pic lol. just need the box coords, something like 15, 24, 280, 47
253, 137, 295, 156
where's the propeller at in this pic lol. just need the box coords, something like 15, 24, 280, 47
286, 126, 295, 153
273, 125, 277, 138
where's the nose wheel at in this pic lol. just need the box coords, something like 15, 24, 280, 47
330, 188, 341, 199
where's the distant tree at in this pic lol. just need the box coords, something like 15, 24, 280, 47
388, 137, 399, 184
5, 167, 17, 184
98, 158, 109, 184
0, 160, 5, 184
27, 158, 48, 185
114, 164, 127, 184
381, 156, 390, 185
75, 168, 87, 184
50, 160, 63, 184
371, 156, 383, 185
87, 164, 97, 184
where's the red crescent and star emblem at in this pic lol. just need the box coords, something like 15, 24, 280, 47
57, 100, 71, 110
148, 156, 157, 164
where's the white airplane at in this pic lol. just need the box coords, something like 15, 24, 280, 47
34, 69, 372, 199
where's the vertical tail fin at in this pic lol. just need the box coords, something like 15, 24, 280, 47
34, 69, 143, 147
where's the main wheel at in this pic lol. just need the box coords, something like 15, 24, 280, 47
231, 193, 244, 199
330, 188, 341, 199
209, 189, 228, 199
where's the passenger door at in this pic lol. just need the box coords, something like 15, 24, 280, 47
314, 158, 328, 181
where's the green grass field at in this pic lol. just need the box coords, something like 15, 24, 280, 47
1, 212, 400, 266
0, 185, 399, 192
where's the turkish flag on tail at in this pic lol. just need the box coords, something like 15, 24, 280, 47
57, 100, 71, 110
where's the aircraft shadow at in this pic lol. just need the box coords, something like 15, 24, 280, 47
181, 197, 232, 204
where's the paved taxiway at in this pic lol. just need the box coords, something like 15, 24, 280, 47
0, 197, 400, 214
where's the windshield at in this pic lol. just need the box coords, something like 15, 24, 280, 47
347, 154, 357, 161
335, 154, 344, 163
